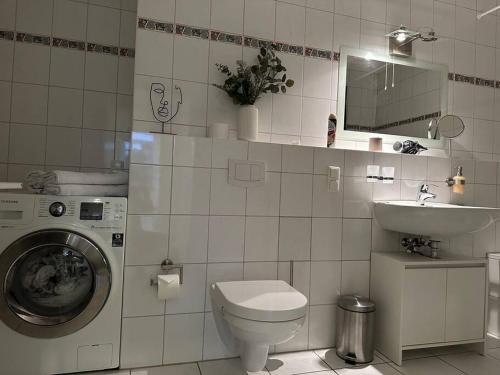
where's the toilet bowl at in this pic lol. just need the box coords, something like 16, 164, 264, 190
210, 280, 308, 372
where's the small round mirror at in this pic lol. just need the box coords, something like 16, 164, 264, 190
428, 115, 465, 139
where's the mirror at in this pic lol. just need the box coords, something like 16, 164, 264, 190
337, 48, 450, 149
428, 115, 465, 139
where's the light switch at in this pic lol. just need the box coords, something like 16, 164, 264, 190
235, 163, 251, 181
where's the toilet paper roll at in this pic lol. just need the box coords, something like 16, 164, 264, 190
157, 274, 180, 300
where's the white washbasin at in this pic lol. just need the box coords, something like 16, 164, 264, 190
373, 200, 500, 236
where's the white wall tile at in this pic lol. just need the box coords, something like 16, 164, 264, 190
171, 167, 211, 215
244, 0, 276, 40
11, 83, 48, 124
128, 164, 172, 214
272, 94, 302, 136
212, 138, 248, 168
83, 91, 117, 131
342, 218, 372, 260
121, 316, 164, 368
45, 126, 81, 166
87, 4, 121, 45
248, 142, 282, 172
279, 217, 312, 260
169, 215, 208, 264
305, 8, 334, 50
0, 0, 16, 30
135, 29, 173, 78
276, 2, 306, 45
210, 169, 246, 215
137, 0, 174, 21
244, 261, 278, 280
341, 260, 370, 295
0, 124, 9, 163
48, 87, 83, 128
210, 0, 244, 35
246, 172, 281, 216
311, 218, 342, 260
312, 175, 343, 217
176, 0, 211, 28
208, 216, 245, 262
85, 53, 118, 92
281, 173, 313, 216
335, 0, 361, 17
50, 48, 85, 89
343, 176, 372, 218
123, 265, 166, 317
125, 215, 169, 265
8, 124, 46, 164
13, 44, 50, 85
164, 313, 204, 364
52, 0, 87, 40
16, 0, 53, 35
81, 129, 115, 168
308, 305, 336, 349
173, 37, 209, 83
303, 58, 332, 99
282, 144, 314, 173
310, 261, 341, 304
245, 217, 279, 261
165, 264, 207, 314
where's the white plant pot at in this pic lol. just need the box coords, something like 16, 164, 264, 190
238, 105, 258, 141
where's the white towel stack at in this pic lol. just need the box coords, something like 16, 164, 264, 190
25, 170, 129, 197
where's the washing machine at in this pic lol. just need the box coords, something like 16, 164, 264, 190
489, 253, 500, 340
0, 193, 127, 375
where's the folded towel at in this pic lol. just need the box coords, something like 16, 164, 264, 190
0, 182, 23, 190
40, 184, 128, 197
25, 170, 129, 190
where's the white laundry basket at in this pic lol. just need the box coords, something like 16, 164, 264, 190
488, 253, 500, 339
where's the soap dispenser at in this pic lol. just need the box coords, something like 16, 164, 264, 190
446, 166, 466, 205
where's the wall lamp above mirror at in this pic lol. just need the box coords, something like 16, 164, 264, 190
336, 47, 454, 153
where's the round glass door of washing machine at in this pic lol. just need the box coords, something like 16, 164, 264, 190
0, 230, 111, 338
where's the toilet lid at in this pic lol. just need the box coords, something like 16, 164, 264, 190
212, 280, 307, 322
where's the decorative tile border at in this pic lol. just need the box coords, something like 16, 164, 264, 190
346, 111, 442, 132
137, 17, 500, 88
52, 37, 85, 51
176, 24, 209, 39
16, 32, 50, 46
138, 18, 174, 33
0, 30, 14, 41
0, 29, 135, 58
210, 30, 242, 45
305, 47, 332, 60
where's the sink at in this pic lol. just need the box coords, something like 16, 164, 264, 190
373, 200, 500, 236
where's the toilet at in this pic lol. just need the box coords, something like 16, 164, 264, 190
210, 280, 308, 372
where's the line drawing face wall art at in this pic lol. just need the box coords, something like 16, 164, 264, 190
149, 83, 183, 133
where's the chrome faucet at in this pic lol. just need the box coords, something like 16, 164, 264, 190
416, 184, 437, 205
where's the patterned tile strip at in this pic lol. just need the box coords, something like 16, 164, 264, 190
138, 18, 174, 33
0, 29, 135, 57
16, 32, 50, 46
177, 24, 209, 39
52, 37, 85, 51
210, 30, 242, 45
305, 47, 332, 60
0, 30, 14, 41
346, 111, 442, 132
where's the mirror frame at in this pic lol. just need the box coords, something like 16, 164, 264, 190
336, 47, 450, 150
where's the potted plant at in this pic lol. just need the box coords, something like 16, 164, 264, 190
214, 47, 294, 141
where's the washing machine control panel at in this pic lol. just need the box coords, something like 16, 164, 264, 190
37, 198, 126, 225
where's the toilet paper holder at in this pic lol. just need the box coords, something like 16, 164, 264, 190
150, 258, 184, 286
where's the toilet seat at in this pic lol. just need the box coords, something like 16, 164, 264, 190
212, 280, 307, 322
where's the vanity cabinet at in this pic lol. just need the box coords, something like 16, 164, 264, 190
371, 252, 488, 365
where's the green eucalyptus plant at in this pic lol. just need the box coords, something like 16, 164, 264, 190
214, 46, 295, 106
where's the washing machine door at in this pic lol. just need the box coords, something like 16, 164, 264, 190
0, 229, 111, 338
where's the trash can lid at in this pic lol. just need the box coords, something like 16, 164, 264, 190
338, 295, 375, 313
